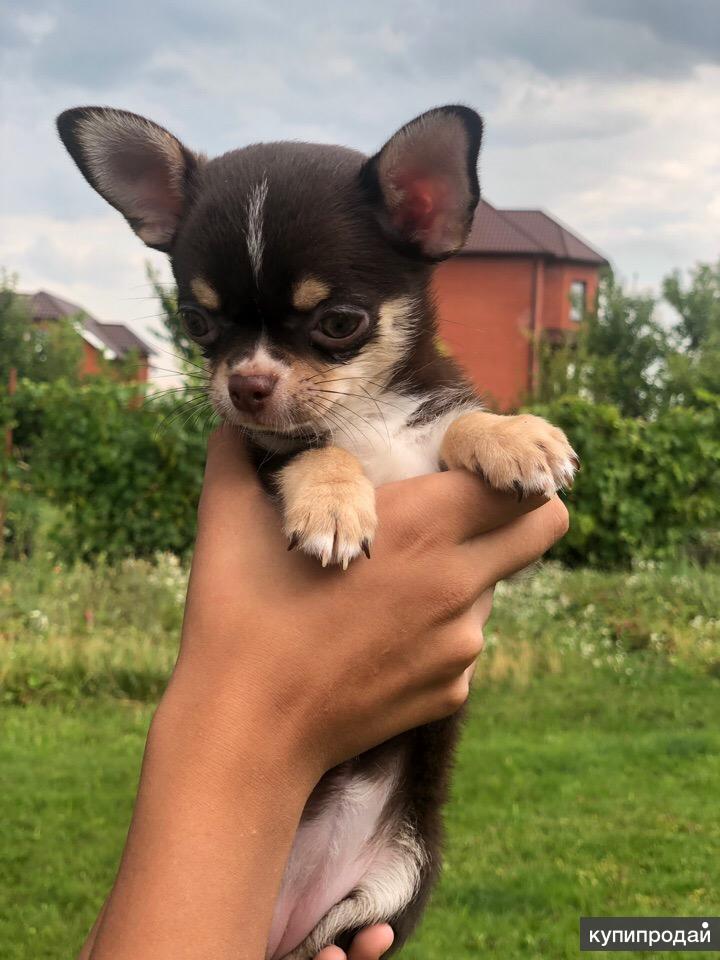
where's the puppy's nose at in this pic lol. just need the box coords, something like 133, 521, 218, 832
227, 373, 278, 414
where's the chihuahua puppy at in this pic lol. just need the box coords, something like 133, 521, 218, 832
58, 104, 576, 958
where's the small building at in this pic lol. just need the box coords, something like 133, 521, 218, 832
434, 200, 608, 410
21, 290, 153, 382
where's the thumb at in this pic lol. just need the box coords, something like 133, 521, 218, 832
195, 426, 281, 546
204, 425, 257, 483
198, 426, 268, 521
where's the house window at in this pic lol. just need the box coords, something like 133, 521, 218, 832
569, 280, 587, 321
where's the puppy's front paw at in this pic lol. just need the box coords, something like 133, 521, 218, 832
441, 411, 578, 499
278, 447, 377, 569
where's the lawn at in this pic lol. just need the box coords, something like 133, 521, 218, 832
1, 560, 719, 959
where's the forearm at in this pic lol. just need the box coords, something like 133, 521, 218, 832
86, 666, 319, 960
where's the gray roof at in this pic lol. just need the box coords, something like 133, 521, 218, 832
20, 290, 152, 358
462, 200, 608, 265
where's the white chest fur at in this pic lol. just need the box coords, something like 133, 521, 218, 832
331, 392, 472, 487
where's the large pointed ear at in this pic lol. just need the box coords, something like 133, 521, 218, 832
360, 105, 482, 261
56, 107, 200, 252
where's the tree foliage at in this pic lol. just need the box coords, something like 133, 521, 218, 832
663, 258, 720, 351
537, 260, 720, 417
536, 271, 668, 418
662, 258, 720, 406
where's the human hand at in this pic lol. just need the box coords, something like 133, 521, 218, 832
314, 924, 394, 959
170, 427, 568, 780
83, 429, 568, 960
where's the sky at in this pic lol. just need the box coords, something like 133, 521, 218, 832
1, 0, 719, 355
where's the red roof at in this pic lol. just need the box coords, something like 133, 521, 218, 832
463, 200, 608, 265
20, 290, 152, 358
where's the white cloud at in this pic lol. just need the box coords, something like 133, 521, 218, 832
0, 214, 172, 349
1, 0, 718, 327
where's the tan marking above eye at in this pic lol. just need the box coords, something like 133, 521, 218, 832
190, 277, 220, 311
292, 276, 330, 312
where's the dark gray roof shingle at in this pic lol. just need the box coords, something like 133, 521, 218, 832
20, 290, 153, 358
462, 201, 608, 265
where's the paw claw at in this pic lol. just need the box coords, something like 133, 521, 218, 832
442, 411, 578, 500
280, 450, 377, 569
283, 495, 376, 569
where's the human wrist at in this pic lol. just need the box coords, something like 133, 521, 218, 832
155, 654, 325, 800
86, 650, 324, 960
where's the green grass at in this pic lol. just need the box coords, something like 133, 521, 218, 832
1, 559, 719, 958
0, 703, 151, 959
409, 672, 720, 959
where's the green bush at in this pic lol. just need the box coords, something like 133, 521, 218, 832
5, 380, 719, 568
531, 396, 720, 567
8, 379, 209, 561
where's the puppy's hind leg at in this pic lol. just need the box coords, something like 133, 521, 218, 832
282, 827, 426, 960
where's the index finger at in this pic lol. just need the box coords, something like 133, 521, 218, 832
197, 426, 268, 519
465, 496, 570, 587
381, 468, 551, 543
202, 425, 256, 485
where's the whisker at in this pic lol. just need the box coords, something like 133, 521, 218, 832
144, 386, 206, 405
150, 365, 209, 380
317, 395, 381, 447
117, 295, 168, 302
358, 384, 391, 445
154, 395, 209, 435
200, 407, 220, 438
153, 346, 209, 374
309, 386, 407, 414
126, 313, 173, 322
335, 396, 390, 448
308, 399, 355, 447
307, 375, 389, 390
184, 399, 215, 433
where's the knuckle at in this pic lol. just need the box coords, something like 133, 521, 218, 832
450, 628, 483, 669
546, 498, 570, 541
429, 571, 476, 620
445, 677, 470, 713
387, 502, 437, 553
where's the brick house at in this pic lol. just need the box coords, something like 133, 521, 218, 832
434, 200, 608, 410
21, 290, 153, 382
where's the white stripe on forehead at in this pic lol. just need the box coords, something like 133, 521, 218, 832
245, 176, 269, 285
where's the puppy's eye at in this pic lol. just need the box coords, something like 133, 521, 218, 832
179, 305, 218, 345
312, 307, 369, 349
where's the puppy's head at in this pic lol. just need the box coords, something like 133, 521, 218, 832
57, 105, 482, 438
